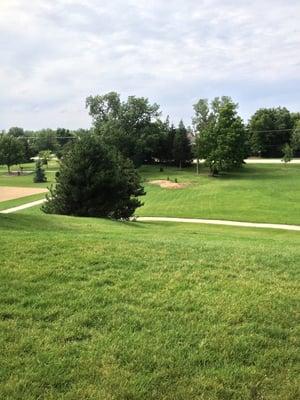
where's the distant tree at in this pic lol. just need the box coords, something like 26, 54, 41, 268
38, 150, 53, 166
248, 107, 293, 157
173, 120, 192, 169
195, 97, 247, 175
43, 135, 145, 219
8, 127, 24, 137
291, 120, 300, 153
34, 129, 58, 153
55, 128, 76, 158
193, 99, 211, 174
86, 92, 161, 166
33, 160, 47, 183
0, 134, 24, 173
282, 144, 293, 164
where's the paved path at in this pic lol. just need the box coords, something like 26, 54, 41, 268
195, 158, 300, 164
136, 216, 300, 232
1, 200, 300, 232
0, 199, 46, 214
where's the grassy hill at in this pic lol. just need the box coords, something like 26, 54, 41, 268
0, 212, 299, 399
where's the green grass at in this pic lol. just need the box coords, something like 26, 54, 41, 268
1, 162, 300, 224
0, 212, 299, 399
0, 170, 55, 188
139, 164, 300, 225
0, 194, 46, 211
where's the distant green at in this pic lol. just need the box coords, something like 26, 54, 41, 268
139, 164, 300, 224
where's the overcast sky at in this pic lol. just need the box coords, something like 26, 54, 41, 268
1, 0, 299, 130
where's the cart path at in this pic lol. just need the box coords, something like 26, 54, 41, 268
1, 200, 300, 231
0, 199, 46, 214
135, 216, 300, 231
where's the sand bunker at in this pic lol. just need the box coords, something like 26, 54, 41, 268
0, 186, 48, 202
149, 180, 187, 189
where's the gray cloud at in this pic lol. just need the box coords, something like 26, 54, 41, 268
0, 0, 299, 129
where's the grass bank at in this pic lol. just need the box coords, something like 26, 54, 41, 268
0, 213, 299, 399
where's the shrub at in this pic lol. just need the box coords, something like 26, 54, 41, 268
33, 161, 47, 183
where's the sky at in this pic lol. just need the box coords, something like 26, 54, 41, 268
0, 0, 300, 130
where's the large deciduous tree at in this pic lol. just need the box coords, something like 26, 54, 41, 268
248, 107, 293, 157
0, 134, 24, 173
194, 97, 247, 175
86, 92, 161, 166
43, 135, 145, 219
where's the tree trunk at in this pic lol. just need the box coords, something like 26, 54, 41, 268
179, 160, 182, 170
7, 165, 10, 174
196, 158, 199, 175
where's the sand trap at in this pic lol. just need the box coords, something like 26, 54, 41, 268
0, 186, 48, 202
149, 180, 187, 189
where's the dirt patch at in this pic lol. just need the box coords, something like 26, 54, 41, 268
0, 186, 48, 202
149, 180, 187, 189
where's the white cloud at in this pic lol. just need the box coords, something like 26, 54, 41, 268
0, 0, 299, 129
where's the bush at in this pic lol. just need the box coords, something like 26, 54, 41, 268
33, 161, 47, 183
42, 135, 145, 219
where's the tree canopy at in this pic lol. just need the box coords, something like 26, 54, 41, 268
0, 134, 24, 173
86, 92, 161, 166
248, 107, 294, 157
194, 97, 247, 175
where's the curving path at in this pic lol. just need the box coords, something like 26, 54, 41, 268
0, 199, 46, 214
1, 199, 300, 232
135, 216, 300, 232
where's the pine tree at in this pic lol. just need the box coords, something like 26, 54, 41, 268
33, 160, 47, 183
42, 135, 145, 219
173, 120, 192, 169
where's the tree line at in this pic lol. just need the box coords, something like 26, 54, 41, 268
1, 92, 300, 176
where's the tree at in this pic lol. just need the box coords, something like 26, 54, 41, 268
195, 97, 247, 175
86, 92, 161, 166
282, 144, 293, 164
33, 160, 47, 183
33, 129, 58, 153
193, 99, 211, 174
43, 135, 145, 219
38, 150, 53, 166
173, 120, 192, 169
0, 134, 24, 173
248, 107, 293, 157
291, 120, 300, 154
8, 127, 24, 137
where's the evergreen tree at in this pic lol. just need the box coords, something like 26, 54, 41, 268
173, 120, 192, 169
33, 160, 47, 183
43, 135, 145, 219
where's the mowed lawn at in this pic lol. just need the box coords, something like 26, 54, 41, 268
0, 212, 299, 399
139, 164, 300, 225
0, 162, 57, 188
0, 163, 57, 210
1, 162, 300, 225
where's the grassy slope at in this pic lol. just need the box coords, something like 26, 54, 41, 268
0, 193, 45, 211
0, 213, 299, 399
139, 164, 300, 225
